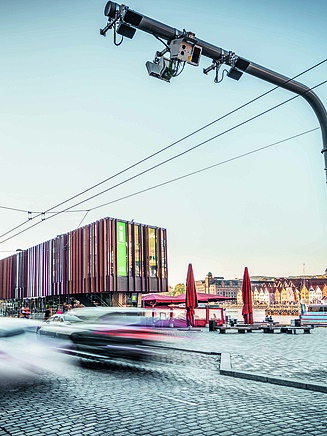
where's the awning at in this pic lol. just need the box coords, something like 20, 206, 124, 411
142, 292, 234, 306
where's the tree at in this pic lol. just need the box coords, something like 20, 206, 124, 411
171, 283, 186, 296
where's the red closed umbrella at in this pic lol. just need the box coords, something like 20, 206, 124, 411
241, 267, 253, 324
185, 263, 198, 327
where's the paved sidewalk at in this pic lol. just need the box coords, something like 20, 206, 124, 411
164, 327, 327, 386
0, 327, 326, 436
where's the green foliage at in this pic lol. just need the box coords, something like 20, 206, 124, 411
171, 283, 186, 296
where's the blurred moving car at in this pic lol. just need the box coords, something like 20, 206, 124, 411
0, 318, 66, 387
36, 313, 85, 339
69, 323, 166, 362
37, 307, 170, 362
66, 307, 156, 326
67, 307, 168, 362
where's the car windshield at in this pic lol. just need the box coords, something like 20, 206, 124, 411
96, 313, 147, 326
66, 308, 154, 326
46, 314, 83, 323
63, 315, 83, 323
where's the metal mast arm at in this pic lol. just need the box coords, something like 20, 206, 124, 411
101, 2, 327, 182
240, 62, 327, 159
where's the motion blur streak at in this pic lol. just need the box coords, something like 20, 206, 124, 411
0, 318, 72, 389
36, 308, 178, 364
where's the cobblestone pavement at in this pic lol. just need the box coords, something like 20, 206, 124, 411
0, 328, 326, 436
165, 327, 327, 384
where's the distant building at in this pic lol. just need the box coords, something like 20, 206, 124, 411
195, 280, 206, 293
195, 272, 241, 299
196, 271, 327, 305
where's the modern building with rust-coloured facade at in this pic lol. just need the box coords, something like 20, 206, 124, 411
0, 217, 168, 307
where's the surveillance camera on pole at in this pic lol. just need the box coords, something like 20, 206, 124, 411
145, 35, 203, 82
146, 57, 171, 82
100, 1, 327, 183
169, 37, 202, 66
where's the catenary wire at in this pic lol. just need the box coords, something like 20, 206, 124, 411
0, 207, 90, 240
0, 79, 326, 244
0, 205, 88, 214
1, 59, 325, 239
36, 79, 327, 213
2, 126, 320, 254
90, 127, 320, 209
76, 211, 90, 228
0, 206, 90, 239
1, 77, 324, 247
2, 126, 319, 257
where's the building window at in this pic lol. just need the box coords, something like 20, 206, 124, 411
134, 225, 140, 276
148, 227, 157, 277
161, 229, 167, 279
117, 221, 127, 277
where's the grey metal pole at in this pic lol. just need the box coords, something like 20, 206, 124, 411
239, 61, 327, 162
102, 2, 327, 182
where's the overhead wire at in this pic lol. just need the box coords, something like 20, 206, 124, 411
0, 78, 326, 245
5, 126, 319, 257
1, 126, 320, 252
0, 205, 89, 214
0, 62, 326, 244
90, 127, 320, 209
76, 211, 90, 228
39, 78, 327, 212
0, 206, 90, 240
0, 205, 32, 213
1, 79, 327, 244
1, 59, 326, 240
0, 206, 90, 239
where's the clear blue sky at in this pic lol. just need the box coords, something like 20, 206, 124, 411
1, 0, 326, 286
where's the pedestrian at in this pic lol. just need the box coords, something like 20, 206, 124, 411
44, 306, 51, 321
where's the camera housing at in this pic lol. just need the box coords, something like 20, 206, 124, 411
169, 38, 202, 66
146, 57, 171, 82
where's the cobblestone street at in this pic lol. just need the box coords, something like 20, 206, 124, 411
0, 328, 326, 436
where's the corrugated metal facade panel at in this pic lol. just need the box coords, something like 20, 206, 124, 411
0, 255, 15, 299
0, 217, 168, 300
